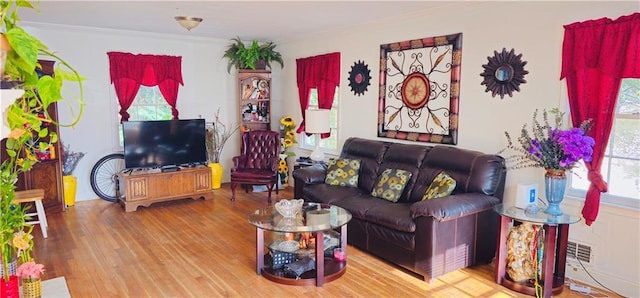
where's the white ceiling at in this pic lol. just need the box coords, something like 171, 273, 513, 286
19, 1, 460, 43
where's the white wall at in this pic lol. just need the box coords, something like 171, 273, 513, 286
22, 25, 270, 203
22, 1, 639, 296
277, 1, 639, 296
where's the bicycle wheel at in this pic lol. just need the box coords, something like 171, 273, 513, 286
90, 153, 125, 202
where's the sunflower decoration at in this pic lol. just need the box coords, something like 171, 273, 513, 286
279, 116, 297, 157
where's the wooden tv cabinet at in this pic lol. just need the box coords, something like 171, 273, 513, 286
118, 166, 214, 212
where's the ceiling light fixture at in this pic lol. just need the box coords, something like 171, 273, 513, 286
175, 16, 203, 31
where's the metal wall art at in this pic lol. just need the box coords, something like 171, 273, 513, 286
480, 48, 528, 99
378, 33, 462, 145
348, 60, 371, 96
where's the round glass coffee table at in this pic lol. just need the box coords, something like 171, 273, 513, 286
248, 202, 352, 286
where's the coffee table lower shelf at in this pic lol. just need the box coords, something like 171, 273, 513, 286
261, 258, 346, 286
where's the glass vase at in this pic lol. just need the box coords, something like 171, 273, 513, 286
21, 277, 42, 298
544, 169, 567, 216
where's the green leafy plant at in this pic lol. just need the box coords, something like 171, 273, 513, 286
0, 0, 84, 281
222, 36, 284, 73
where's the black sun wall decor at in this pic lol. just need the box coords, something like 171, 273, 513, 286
480, 48, 529, 99
348, 60, 371, 96
378, 33, 462, 145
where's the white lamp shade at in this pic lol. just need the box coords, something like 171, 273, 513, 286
305, 109, 330, 134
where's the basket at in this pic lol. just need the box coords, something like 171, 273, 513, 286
21, 278, 42, 298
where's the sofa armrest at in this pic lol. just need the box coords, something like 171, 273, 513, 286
292, 164, 327, 184
292, 165, 327, 198
409, 193, 500, 221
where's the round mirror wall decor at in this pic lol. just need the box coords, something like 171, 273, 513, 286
480, 48, 529, 99
348, 60, 371, 96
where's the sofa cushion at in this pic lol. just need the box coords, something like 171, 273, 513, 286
340, 138, 390, 192
371, 168, 412, 203
302, 183, 374, 206
377, 143, 429, 203
330, 195, 392, 220
325, 158, 361, 188
421, 171, 456, 201
365, 202, 415, 233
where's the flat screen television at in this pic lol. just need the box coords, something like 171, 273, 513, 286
122, 119, 207, 169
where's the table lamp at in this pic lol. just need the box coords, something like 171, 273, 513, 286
305, 109, 330, 162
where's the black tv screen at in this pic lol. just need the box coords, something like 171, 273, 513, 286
122, 119, 207, 169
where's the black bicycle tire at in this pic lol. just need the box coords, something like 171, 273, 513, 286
90, 153, 125, 202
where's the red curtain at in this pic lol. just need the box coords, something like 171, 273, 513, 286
107, 52, 184, 121
560, 12, 640, 225
295, 52, 340, 138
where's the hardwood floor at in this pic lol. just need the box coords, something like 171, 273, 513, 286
32, 184, 615, 297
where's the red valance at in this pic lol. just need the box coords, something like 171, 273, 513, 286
107, 52, 184, 121
561, 12, 640, 80
107, 52, 184, 86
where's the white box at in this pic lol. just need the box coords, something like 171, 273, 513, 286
515, 183, 538, 209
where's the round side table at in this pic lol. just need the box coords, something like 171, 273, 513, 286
493, 203, 581, 298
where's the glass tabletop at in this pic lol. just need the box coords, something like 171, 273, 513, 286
493, 203, 581, 226
248, 202, 352, 232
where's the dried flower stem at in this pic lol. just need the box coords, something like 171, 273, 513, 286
206, 108, 239, 163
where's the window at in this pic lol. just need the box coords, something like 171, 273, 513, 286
569, 79, 640, 209
118, 86, 172, 146
300, 88, 339, 153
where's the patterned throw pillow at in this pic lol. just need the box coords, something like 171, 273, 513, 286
422, 171, 456, 201
371, 168, 412, 203
325, 158, 361, 188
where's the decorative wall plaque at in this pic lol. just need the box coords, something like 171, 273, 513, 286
378, 33, 462, 145
480, 48, 528, 99
348, 60, 371, 96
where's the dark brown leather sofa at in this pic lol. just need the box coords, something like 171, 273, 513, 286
292, 137, 506, 282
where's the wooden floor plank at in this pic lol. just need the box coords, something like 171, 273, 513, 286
31, 184, 617, 297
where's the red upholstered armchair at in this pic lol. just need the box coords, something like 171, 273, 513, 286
230, 130, 280, 203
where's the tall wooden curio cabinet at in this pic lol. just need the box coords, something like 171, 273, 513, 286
238, 70, 271, 135
1, 60, 65, 213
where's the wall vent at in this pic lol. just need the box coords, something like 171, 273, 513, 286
567, 240, 593, 264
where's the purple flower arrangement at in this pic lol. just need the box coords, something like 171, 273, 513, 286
500, 109, 594, 171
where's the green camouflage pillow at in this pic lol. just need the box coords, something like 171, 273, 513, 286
422, 171, 456, 201
371, 168, 412, 203
325, 158, 361, 188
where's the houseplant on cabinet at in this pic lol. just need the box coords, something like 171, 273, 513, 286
222, 36, 284, 73
1, 0, 84, 295
205, 108, 239, 189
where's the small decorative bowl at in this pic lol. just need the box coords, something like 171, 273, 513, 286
275, 199, 304, 218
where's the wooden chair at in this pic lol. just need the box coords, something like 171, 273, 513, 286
230, 130, 280, 203
14, 189, 48, 238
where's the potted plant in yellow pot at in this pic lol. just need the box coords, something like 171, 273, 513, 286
1, 1, 84, 294
205, 108, 239, 189
61, 144, 85, 207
